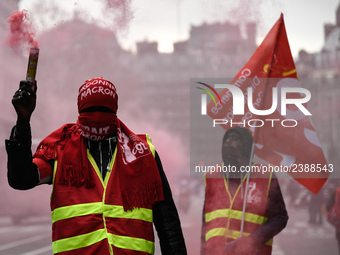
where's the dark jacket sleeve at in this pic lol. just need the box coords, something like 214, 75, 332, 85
5, 123, 39, 190
250, 175, 289, 244
152, 151, 187, 255
200, 198, 207, 255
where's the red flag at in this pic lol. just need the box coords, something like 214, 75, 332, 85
207, 13, 330, 194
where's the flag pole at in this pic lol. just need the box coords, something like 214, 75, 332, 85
240, 142, 254, 236
239, 14, 284, 237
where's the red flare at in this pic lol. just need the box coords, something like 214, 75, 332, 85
6, 9, 39, 50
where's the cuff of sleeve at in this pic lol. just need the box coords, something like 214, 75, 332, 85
33, 158, 53, 180
5, 139, 25, 152
10, 124, 32, 142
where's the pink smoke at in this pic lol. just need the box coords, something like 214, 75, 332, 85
6, 9, 39, 50
101, 0, 133, 34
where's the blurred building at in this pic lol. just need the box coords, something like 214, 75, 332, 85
134, 21, 257, 151
0, 1, 258, 173
296, 3, 340, 170
1, 0, 338, 175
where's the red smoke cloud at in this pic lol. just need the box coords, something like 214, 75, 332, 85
104, 0, 133, 29
99, 0, 133, 34
6, 9, 39, 50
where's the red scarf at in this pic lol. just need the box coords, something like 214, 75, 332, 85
77, 112, 117, 141
33, 119, 164, 211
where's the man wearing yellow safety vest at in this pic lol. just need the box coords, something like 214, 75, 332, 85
201, 127, 288, 255
6, 78, 187, 255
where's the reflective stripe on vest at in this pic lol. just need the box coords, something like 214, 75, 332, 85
205, 228, 273, 246
53, 229, 107, 254
52, 203, 153, 224
107, 233, 155, 254
145, 134, 155, 157
53, 229, 155, 254
205, 208, 268, 225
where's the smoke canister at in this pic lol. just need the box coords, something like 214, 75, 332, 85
26, 48, 39, 88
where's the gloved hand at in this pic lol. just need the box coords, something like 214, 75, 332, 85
12, 80, 37, 123
225, 236, 260, 255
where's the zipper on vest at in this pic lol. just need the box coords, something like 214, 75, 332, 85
107, 137, 113, 172
99, 142, 103, 177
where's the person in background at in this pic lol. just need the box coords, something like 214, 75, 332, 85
308, 186, 325, 225
201, 127, 288, 255
6, 78, 187, 255
326, 179, 340, 254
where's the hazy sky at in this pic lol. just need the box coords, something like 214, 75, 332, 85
19, 0, 340, 58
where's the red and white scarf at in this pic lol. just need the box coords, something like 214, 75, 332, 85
77, 112, 117, 141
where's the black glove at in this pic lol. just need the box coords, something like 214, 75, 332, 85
12, 80, 37, 124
